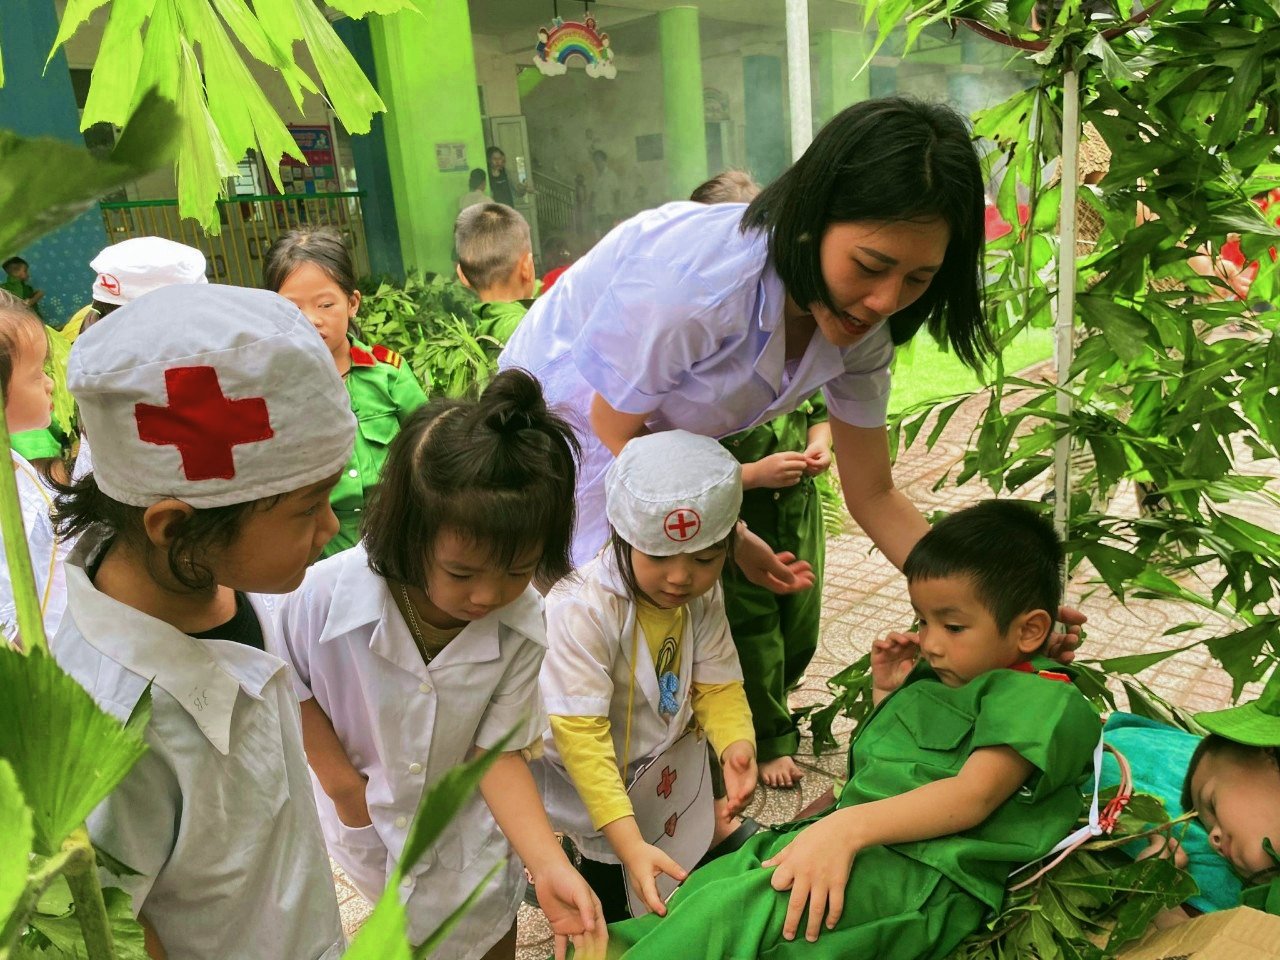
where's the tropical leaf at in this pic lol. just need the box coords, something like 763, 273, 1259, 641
339, 886, 413, 960
0, 759, 33, 930
411, 861, 504, 959
0, 647, 150, 857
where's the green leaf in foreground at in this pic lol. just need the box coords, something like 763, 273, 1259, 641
0, 759, 33, 928
0, 647, 150, 856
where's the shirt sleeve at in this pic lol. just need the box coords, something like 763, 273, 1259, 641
821, 326, 895, 429
688, 585, 745, 688
388, 361, 428, 423
570, 259, 732, 415
475, 636, 548, 753
690, 681, 755, 758
541, 598, 620, 717
548, 715, 633, 830
806, 391, 829, 427
969, 674, 1101, 798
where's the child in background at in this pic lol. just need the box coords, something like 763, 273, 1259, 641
0, 291, 65, 646
459, 167, 490, 211
1, 256, 44, 320
264, 227, 426, 557
607, 500, 1099, 959
1182, 679, 1280, 914
692, 170, 833, 790
51, 284, 353, 960
539, 235, 574, 293
455, 202, 537, 346
537, 430, 758, 922
274, 369, 605, 960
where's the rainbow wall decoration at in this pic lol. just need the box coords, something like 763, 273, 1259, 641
534, 16, 616, 79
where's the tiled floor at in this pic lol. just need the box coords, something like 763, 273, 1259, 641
332, 360, 1277, 957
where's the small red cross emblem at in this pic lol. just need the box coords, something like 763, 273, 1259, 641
665, 813, 678, 838
663, 508, 701, 543
657, 766, 677, 799
135, 366, 274, 481
98, 273, 121, 297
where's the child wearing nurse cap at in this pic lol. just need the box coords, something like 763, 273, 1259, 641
51, 283, 354, 960
535, 429, 758, 923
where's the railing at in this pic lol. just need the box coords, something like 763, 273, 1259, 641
533, 172, 577, 239
99, 191, 370, 289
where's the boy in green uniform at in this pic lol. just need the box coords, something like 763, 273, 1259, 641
1, 256, 44, 320
455, 202, 537, 347
606, 500, 1100, 959
1183, 678, 1280, 914
721, 395, 830, 788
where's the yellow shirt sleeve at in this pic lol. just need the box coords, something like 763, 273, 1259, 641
691, 681, 756, 758
548, 715, 634, 830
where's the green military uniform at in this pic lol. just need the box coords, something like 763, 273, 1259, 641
720, 395, 827, 761
11, 428, 64, 461
1, 275, 41, 320
474, 299, 533, 347
324, 338, 426, 557
607, 658, 1100, 959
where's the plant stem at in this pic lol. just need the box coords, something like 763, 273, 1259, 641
0, 845, 78, 952
62, 826, 116, 960
0, 390, 49, 652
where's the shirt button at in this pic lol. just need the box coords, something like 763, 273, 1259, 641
773, 491, 781, 500
418, 682, 430, 693
353, 507, 361, 513
348, 468, 359, 478
395, 816, 408, 829
408, 762, 423, 775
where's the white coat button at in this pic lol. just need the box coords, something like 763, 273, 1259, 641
348, 468, 359, 478
408, 762, 423, 775
401, 876, 413, 889
418, 682, 430, 693
395, 816, 408, 829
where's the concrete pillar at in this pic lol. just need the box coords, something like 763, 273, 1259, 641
744, 54, 787, 186
369, 1, 486, 274
0, 0, 109, 325
812, 29, 871, 128
332, 17, 404, 281
658, 6, 708, 199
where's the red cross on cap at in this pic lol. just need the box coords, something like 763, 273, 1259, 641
98, 273, 121, 297
135, 366, 274, 481
663, 508, 701, 543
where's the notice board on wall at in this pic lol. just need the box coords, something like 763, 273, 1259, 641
280, 125, 339, 194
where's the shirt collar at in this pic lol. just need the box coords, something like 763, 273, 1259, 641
64, 533, 283, 756
348, 337, 377, 368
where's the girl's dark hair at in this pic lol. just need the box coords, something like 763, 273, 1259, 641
0, 290, 45, 399
52, 472, 271, 591
363, 369, 579, 589
608, 528, 737, 606
741, 96, 991, 370
262, 227, 358, 298
1181, 734, 1280, 814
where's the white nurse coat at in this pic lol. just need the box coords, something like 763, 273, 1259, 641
534, 551, 745, 863
499, 201, 896, 565
52, 533, 344, 960
273, 546, 549, 957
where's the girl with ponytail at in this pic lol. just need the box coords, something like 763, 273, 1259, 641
273, 369, 606, 960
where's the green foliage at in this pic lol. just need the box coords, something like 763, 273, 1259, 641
359, 273, 502, 398
0, 760, 33, 929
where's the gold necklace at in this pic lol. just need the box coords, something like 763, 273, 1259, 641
397, 582, 436, 665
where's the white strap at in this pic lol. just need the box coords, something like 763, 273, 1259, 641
1010, 728, 1105, 878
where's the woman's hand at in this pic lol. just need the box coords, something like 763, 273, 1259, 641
534, 858, 608, 960
743, 452, 808, 490
870, 631, 919, 704
762, 816, 858, 942
735, 525, 815, 595
721, 741, 758, 816
1046, 606, 1087, 665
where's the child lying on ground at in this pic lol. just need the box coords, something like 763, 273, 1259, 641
605, 499, 1100, 959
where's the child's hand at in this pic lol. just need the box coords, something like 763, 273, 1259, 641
871, 632, 919, 701
1045, 605, 1087, 664
1137, 834, 1189, 869
744, 452, 809, 490
802, 441, 832, 477
735, 526, 815, 595
762, 816, 858, 942
619, 841, 687, 916
535, 859, 607, 960
332, 778, 372, 828
721, 740, 758, 816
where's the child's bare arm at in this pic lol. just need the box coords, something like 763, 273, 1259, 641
298, 698, 369, 827
763, 746, 1034, 943
142, 915, 168, 959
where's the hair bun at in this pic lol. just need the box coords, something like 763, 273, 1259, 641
480, 368, 547, 435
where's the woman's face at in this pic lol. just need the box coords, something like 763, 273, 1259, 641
810, 218, 950, 348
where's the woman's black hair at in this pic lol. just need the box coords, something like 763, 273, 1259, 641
1181, 734, 1280, 814
608, 527, 737, 607
741, 96, 992, 370
262, 227, 359, 298
0, 290, 45, 400
51, 473, 272, 592
363, 369, 579, 590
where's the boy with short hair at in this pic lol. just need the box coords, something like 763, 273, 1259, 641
2, 256, 44, 319
459, 167, 490, 211
455, 202, 536, 346
607, 499, 1101, 960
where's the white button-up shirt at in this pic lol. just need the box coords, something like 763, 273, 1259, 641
499, 201, 895, 564
51, 533, 344, 960
534, 552, 744, 863
2, 450, 69, 646
273, 546, 549, 957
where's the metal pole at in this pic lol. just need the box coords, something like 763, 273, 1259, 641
1052, 63, 1081, 542
785, 0, 814, 160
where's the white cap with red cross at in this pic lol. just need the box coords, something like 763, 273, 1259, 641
604, 430, 742, 556
90, 236, 208, 306
68, 284, 357, 509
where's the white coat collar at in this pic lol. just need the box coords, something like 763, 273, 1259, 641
751, 268, 854, 403
64, 532, 283, 756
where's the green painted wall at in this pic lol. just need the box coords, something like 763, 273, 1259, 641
369, 2, 485, 274
744, 55, 787, 186
812, 29, 871, 128
658, 6, 708, 199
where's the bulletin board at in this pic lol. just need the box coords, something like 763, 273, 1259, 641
280, 125, 340, 194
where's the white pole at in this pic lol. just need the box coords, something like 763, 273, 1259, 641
785, 0, 813, 160
1052, 65, 1081, 542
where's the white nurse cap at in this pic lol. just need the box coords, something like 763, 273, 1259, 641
91, 236, 208, 306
